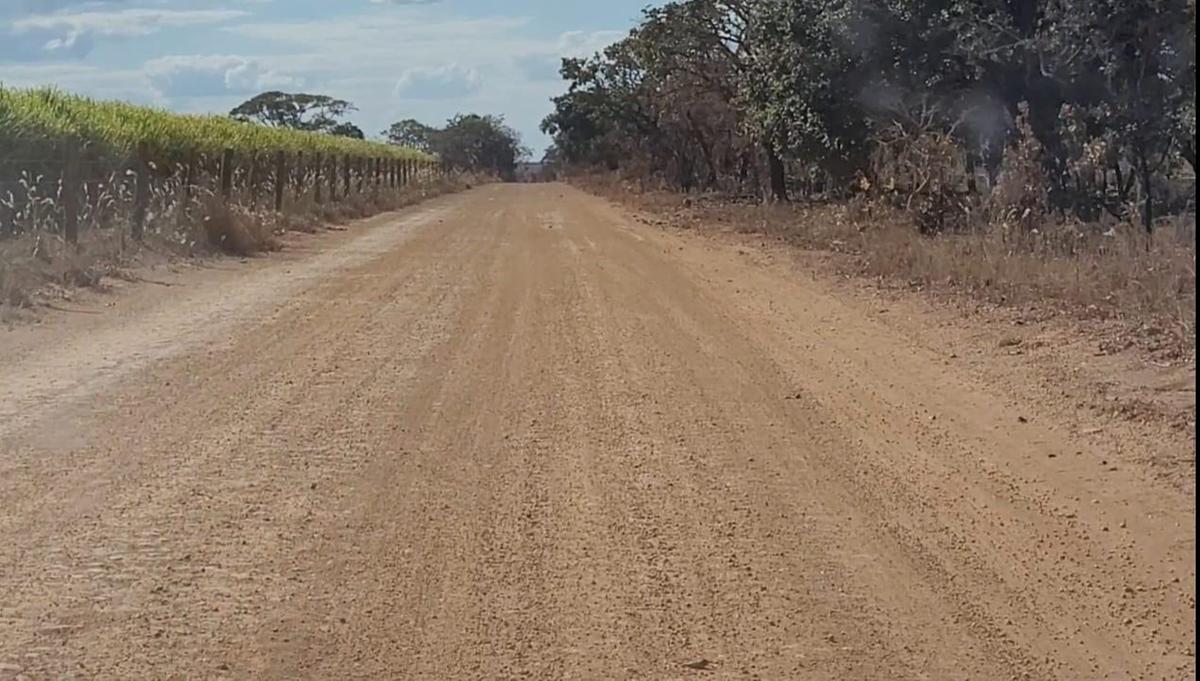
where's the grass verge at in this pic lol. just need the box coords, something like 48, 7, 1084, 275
1, 173, 480, 318
578, 173, 1196, 362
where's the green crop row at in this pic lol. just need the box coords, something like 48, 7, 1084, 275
0, 87, 427, 163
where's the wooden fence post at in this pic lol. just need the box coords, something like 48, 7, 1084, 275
182, 160, 193, 206
220, 148, 235, 199
62, 144, 80, 245
314, 153, 323, 204
330, 155, 339, 202
178, 157, 194, 229
294, 151, 306, 202
343, 155, 352, 198
84, 147, 104, 231
131, 151, 149, 242
247, 153, 260, 208
274, 150, 286, 212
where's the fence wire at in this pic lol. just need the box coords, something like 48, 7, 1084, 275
1, 152, 448, 241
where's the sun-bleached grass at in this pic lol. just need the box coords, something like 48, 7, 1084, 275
0, 169, 482, 314
579, 173, 1196, 357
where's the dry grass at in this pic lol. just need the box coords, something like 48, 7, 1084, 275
580, 173, 1197, 359
0, 229, 124, 310
1, 171, 482, 316
199, 197, 281, 256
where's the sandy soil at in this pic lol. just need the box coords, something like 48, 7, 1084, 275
0, 184, 1193, 680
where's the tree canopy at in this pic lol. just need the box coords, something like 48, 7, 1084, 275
383, 119, 436, 152
542, 0, 1196, 227
386, 114, 527, 179
231, 92, 364, 139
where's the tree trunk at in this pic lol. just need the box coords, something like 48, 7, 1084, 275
1182, 138, 1196, 176
697, 139, 719, 190
686, 116, 719, 190
1139, 154, 1154, 236
765, 143, 787, 202
677, 153, 696, 193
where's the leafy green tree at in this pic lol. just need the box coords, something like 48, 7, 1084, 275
329, 122, 365, 139
542, 0, 1195, 223
383, 119, 436, 151
230, 92, 362, 137
414, 114, 527, 179
542, 44, 662, 173
740, 0, 870, 186
1080, 0, 1195, 228
382, 115, 525, 177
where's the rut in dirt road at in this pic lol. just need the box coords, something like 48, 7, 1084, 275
0, 184, 1193, 681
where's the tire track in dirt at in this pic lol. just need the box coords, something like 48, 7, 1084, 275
0, 184, 1192, 680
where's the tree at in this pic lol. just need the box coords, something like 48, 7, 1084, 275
543, 0, 1195, 223
543, 3, 770, 197
1097, 0, 1192, 229
740, 0, 871, 190
1179, 0, 1197, 174
431, 114, 526, 180
542, 44, 660, 174
230, 92, 361, 136
329, 122, 365, 139
386, 114, 527, 179
383, 119, 435, 151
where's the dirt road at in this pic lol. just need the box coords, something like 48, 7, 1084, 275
0, 184, 1193, 680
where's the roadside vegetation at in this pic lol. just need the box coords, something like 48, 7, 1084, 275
0, 87, 524, 314
542, 0, 1196, 355
385, 115, 527, 181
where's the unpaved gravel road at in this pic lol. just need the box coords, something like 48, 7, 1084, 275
0, 184, 1194, 680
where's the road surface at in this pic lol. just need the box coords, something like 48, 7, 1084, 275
0, 184, 1194, 680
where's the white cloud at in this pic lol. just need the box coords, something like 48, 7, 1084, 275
145, 55, 303, 98
555, 29, 627, 58
0, 1, 128, 19
394, 64, 482, 100
0, 1, 639, 150
0, 26, 94, 62
2, 6, 248, 62
226, 14, 532, 52
0, 61, 153, 106
514, 29, 627, 82
13, 8, 249, 37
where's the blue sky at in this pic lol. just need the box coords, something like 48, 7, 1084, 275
0, 0, 654, 154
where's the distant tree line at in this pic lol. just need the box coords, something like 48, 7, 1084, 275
230, 92, 526, 180
541, 0, 1196, 231
384, 115, 527, 180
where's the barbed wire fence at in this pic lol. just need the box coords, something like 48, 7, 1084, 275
0, 147, 449, 245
